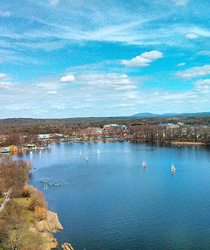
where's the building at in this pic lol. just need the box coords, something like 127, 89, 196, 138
1, 147, 10, 153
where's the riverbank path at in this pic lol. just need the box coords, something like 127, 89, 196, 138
0, 190, 11, 214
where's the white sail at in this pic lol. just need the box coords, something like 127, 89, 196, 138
142, 160, 146, 167
97, 149, 100, 154
39, 150, 42, 155
171, 163, 176, 171
79, 150, 82, 156
30, 151, 33, 155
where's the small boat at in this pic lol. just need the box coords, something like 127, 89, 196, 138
30, 151, 33, 155
49, 183, 61, 186
40, 178, 48, 183
97, 149, 100, 155
43, 183, 48, 190
54, 183, 61, 186
171, 163, 176, 172
39, 150, 42, 155
40, 180, 48, 183
142, 160, 146, 167
86, 156, 88, 161
79, 150, 82, 156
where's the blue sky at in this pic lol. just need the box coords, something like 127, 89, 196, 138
0, 0, 210, 118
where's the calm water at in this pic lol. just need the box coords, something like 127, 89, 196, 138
17, 142, 210, 250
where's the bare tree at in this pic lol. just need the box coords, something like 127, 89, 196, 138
1, 202, 26, 250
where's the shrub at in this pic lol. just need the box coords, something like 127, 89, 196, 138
28, 189, 46, 211
35, 206, 47, 221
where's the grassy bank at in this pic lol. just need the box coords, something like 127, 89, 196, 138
0, 188, 59, 250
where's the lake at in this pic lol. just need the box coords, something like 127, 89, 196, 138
17, 142, 210, 250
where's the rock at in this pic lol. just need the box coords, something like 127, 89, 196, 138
36, 210, 63, 233
46, 210, 63, 232
62, 243, 74, 250
41, 233, 58, 250
36, 220, 50, 232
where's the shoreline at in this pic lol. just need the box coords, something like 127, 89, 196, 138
171, 141, 205, 145
25, 184, 63, 250
49, 138, 210, 146
128, 139, 207, 146
0, 138, 208, 155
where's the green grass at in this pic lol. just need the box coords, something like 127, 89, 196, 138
12, 198, 34, 224
0, 198, 4, 204
24, 210, 35, 224
13, 198, 31, 208
0, 197, 51, 249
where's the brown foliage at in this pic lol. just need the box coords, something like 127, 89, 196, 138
22, 184, 35, 198
0, 201, 44, 250
0, 156, 32, 196
0, 201, 26, 250
0, 219, 9, 247
0, 179, 4, 197
35, 206, 47, 221
29, 189, 47, 211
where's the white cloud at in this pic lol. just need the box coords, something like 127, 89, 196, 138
176, 65, 210, 79
46, 90, 57, 95
49, 0, 60, 6
194, 79, 210, 94
5, 104, 31, 111
0, 10, 11, 17
0, 73, 7, 79
0, 72, 210, 118
177, 62, 185, 67
0, 48, 43, 65
0, 81, 13, 89
4, 6, 210, 51
172, 0, 189, 6
52, 105, 65, 110
189, 28, 210, 37
60, 75, 75, 82
115, 85, 137, 90
37, 82, 61, 90
20, 17, 201, 48
121, 50, 163, 67
112, 103, 134, 108
140, 51, 163, 60
78, 73, 137, 90
186, 33, 199, 39
15, 40, 67, 52
198, 51, 210, 56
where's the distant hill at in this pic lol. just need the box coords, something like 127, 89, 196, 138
0, 117, 133, 126
131, 113, 158, 117
132, 113, 175, 117
132, 112, 210, 118
0, 112, 210, 126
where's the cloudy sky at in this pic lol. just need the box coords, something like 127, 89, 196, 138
0, 0, 210, 118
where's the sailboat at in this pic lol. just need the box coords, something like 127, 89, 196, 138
79, 150, 82, 156
171, 163, 176, 172
30, 151, 33, 155
39, 150, 42, 155
86, 156, 88, 161
97, 149, 100, 155
142, 160, 146, 167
